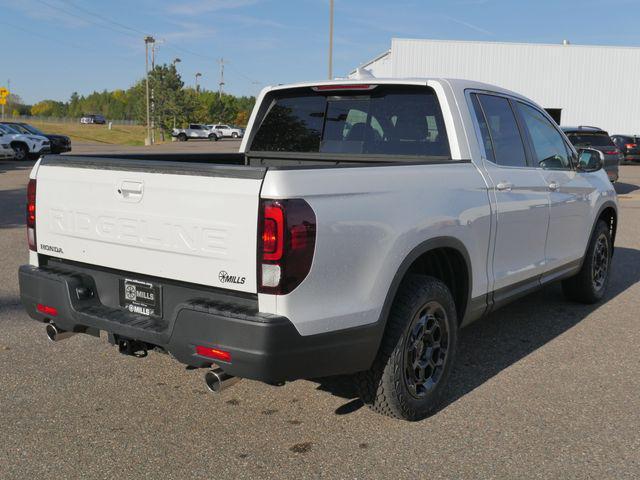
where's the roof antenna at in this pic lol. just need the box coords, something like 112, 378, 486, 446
353, 67, 376, 80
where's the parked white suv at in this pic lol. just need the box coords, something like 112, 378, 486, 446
19, 78, 617, 421
0, 124, 50, 160
171, 124, 220, 141
209, 124, 243, 138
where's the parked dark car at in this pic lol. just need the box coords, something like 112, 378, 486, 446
80, 114, 106, 125
611, 135, 640, 163
0, 122, 71, 154
561, 126, 621, 182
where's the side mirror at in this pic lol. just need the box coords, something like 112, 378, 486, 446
577, 148, 604, 172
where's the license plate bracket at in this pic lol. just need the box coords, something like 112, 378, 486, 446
119, 278, 162, 318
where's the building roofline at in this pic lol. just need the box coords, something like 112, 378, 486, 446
348, 49, 391, 75
391, 37, 640, 51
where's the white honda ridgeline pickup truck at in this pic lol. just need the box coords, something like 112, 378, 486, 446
19, 78, 618, 420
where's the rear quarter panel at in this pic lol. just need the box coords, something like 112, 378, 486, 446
259, 163, 492, 336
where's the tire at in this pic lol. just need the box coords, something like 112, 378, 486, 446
12, 143, 29, 161
178, 133, 187, 142
232, 132, 238, 138
355, 275, 458, 421
208, 134, 219, 141
562, 220, 612, 304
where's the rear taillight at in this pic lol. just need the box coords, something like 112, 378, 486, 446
258, 199, 316, 295
603, 148, 619, 155
27, 179, 36, 251
625, 143, 637, 149
37, 304, 58, 317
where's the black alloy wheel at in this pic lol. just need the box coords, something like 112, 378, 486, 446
404, 301, 450, 399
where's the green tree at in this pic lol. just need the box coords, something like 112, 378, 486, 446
21, 66, 255, 127
147, 64, 191, 136
31, 100, 67, 117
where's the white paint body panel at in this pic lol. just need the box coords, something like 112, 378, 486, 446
261, 163, 492, 335
35, 165, 261, 292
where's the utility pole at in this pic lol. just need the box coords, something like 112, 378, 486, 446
144, 35, 155, 146
172, 59, 181, 129
328, 0, 334, 79
218, 58, 225, 99
151, 41, 156, 144
195, 72, 202, 93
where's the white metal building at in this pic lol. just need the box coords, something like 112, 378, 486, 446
350, 38, 640, 135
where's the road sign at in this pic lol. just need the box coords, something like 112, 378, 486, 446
0, 88, 8, 98
0, 98, 6, 105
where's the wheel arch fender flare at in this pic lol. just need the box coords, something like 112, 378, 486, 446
584, 200, 618, 260
10, 141, 28, 150
366, 236, 473, 360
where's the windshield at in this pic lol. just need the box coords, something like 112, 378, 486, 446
0, 124, 19, 134
250, 85, 450, 158
20, 124, 45, 135
8, 124, 32, 135
566, 132, 614, 147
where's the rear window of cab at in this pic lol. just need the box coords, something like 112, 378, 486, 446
249, 85, 451, 158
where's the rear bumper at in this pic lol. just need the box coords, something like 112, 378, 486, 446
18, 262, 378, 383
33, 146, 51, 156
51, 145, 72, 154
0, 147, 15, 159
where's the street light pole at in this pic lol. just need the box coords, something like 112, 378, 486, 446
144, 35, 155, 146
218, 58, 226, 100
195, 72, 202, 93
328, 0, 334, 79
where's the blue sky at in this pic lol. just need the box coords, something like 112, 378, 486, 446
1, 0, 639, 104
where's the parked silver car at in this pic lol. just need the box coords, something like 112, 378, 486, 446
172, 124, 220, 141
208, 124, 244, 138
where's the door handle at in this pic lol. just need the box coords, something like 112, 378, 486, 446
117, 181, 144, 202
496, 182, 513, 192
548, 182, 560, 192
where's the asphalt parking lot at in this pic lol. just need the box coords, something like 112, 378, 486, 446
1, 143, 639, 479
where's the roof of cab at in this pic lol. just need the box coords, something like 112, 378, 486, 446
265, 77, 530, 101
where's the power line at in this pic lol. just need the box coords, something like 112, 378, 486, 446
0, 20, 105, 51
33, 0, 140, 39
60, 0, 151, 36
30, 0, 262, 90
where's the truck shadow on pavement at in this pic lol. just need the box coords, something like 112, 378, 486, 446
315, 246, 640, 417
0, 188, 26, 229
0, 160, 34, 175
614, 182, 639, 195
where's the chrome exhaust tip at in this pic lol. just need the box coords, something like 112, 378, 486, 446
204, 367, 241, 393
45, 324, 76, 342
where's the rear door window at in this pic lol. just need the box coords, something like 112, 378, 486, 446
250, 85, 450, 158
475, 94, 528, 168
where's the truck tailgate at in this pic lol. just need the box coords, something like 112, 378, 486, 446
35, 158, 264, 293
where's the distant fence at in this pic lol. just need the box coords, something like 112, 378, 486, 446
3, 114, 140, 126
